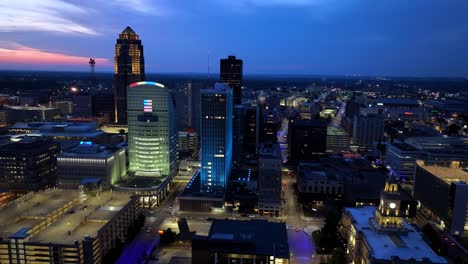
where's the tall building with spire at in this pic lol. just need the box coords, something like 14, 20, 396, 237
114, 26, 145, 124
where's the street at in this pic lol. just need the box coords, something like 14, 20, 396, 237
116, 182, 184, 264
117, 166, 322, 264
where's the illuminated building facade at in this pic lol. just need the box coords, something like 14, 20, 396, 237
340, 176, 446, 264
220, 56, 243, 105
413, 160, 468, 237
200, 83, 233, 193
127, 81, 178, 179
114, 26, 145, 124
57, 143, 127, 189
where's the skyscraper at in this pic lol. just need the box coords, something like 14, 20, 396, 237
127, 81, 177, 179
233, 105, 246, 166
200, 83, 233, 193
114, 26, 145, 124
220, 55, 243, 105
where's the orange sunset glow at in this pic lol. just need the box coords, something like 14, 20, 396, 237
0, 44, 108, 66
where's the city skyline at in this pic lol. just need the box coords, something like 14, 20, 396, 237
0, 1, 468, 77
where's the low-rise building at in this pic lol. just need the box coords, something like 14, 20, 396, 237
386, 142, 424, 180
0, 189, 140, 264
413, 160, 468, 236
297, 162, 343, 199
340, 177, 447, 264
385, 137, 468, 181
8, 122, 108, 144
3, 106, 60, 122
57, 143, 127, 189
179, 170, 224, 212
297, 158, 387, 205
0, 137, 60, 194
192, 219, 290, 264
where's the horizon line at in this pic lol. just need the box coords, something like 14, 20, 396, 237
0, 69, 467, 80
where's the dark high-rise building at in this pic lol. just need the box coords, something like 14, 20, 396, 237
261, 109, 279, 143
288, 119, 327, 162
233, 105, 246, 166
352, 113, 384, 148
92, 92, 115, 123
113, 26, 145, 124
174, 80, 206, 133
0, 137, 60, 194
220, 55, 243, 105
175, 81, 193, 131
72, 93, 93, 117
345, 99, 360, 119
244, 106, 260, 159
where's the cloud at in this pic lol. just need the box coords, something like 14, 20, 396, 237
0, 41, 109, 66
0, 0, 97, 35
216, 0, 328, 8
111, 0, 158, 14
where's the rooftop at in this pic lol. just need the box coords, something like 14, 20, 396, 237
205, 219, 290, 258
377, 98, 420, 106
6, 106, 56, 111
32, 192, 132, 245
0, 137, 57, 153
115, 176, 163, 190
121, 26, 136, 35
327, 126, 348, 136
292, 119, 327, 127
9, 122, 105, 137
59, 143, 123, 158
0, 189, 135, 245
392, 142, 419, 151
416, 161, 468, 184
0, 189, 80, 239
259, 143, 281, 159
346, 206, 447, 263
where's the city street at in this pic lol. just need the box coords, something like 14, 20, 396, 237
282, 171, 323, 264
330, 101, 346, 128
117, 168, 323, 264
116, 182, 184, 264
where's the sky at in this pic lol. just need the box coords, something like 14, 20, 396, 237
0, 0, 468, 77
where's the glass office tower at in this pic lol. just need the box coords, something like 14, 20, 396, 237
127, 81, 177, 179
200, 83, 233, 193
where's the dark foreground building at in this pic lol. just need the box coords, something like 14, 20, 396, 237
192, 219, 290, 264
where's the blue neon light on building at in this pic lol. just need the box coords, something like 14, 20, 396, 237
200, 83, 233, 193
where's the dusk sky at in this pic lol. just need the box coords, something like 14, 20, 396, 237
0, 0, 467, 76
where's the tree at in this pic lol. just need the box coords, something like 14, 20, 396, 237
160, 228, 176, 245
